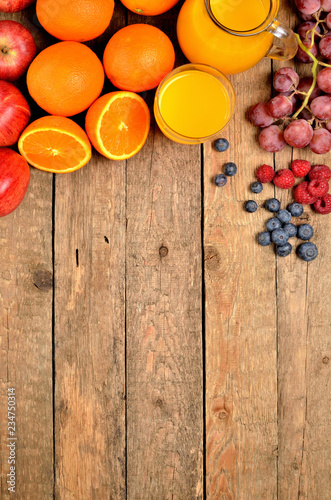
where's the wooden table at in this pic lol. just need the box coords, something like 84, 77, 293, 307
1, 1, 330, 498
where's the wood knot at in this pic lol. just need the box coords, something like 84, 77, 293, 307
159, 246, 168, 258
155, 398, 164, 408
33, 270, 53, 291
204, 246, 221, 271
322, 356, 329, 364
218, 410, 228, 420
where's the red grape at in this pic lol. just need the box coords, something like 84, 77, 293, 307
326, 119, 331, 131
316, 67, 331, 93
259, 125, 287, 152
274, 67, 300, 87
279, 92, 298, 112
249, 102, 275, 127
295, 0, 321, 15
297, 77, 322, 100
321, 0, 331, 11
309, 128, 331, 153
319, 33, 331, 59
310, 95, 331, 119
284, 119, 314, 148
298, 107, 314, 120
326, 12, 331, 29
296, 41, 319, 63
273, 74, 294, 92
297, 21, 321, 43
267, 95, 293, 118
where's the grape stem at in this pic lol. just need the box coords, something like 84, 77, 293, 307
292, 34, 320, 119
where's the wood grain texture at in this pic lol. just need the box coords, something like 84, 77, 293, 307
125, 127, 203, 500
0, 7, 54, 499
51, 8, 128, 498
275, 4, 331, 499
125, 7, 203, 499
204, 60, 278, 498
0, 166, 53, 499
54, 153, 126, 499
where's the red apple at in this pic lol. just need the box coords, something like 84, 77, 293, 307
0, 0, 35, 12
0, 20, 37, 82
0, 80, 31, 146
0, 148, 30, 217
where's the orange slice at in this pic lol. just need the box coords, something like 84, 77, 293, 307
18, 115, 92, 173
85, 91, 150, 160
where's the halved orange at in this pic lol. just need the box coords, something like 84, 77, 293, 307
18, 116, 92, 173
85, 91, 150, 160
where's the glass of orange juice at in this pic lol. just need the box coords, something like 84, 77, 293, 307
154, 63, 235, 144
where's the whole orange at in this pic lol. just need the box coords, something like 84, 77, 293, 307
120, 0, 180, 16
36, 0, 115, 42
103, 24, 175, 92
27, 41, 104, 117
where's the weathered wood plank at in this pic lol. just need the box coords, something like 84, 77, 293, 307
277, 148, 331, 500
275, 4, 331, 498
125, 127, 203, 500
54, 155, 126, 499
0, 169, 53, 500
204, 58, 278, 497
0, 7, 53, 499
125, 7, 203, 499
53, 8, 127, 498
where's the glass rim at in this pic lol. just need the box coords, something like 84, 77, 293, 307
155, 63, 236, 143
204, 0, 277, 37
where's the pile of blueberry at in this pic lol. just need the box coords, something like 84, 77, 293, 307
245, 197, 318, 261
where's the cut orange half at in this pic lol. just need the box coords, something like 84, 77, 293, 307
18, 116, 92, 173
85, 91, 150, 160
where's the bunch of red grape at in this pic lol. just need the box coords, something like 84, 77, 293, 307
250, 0, 331, 154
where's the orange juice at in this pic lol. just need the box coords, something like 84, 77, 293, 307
177, 0, 277, 75
211, 0, 269, 31
154, 64, 235, 144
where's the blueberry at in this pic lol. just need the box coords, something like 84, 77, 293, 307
283, 223, 297, 238
214, 138, 229, 152
214, 174, 227, 187
244, 200, 258, 213
297, 224, 314, 240
258, 231, 271, 246
297, 242, 318, 261
265, 198, 281, 213
250, 181, 263, 194
271, 228, 289, 246
276, 242, 293, 257
277, 209, 291, 224
224, 162, 237, 176
266, 217, 282, 231
287, 202, 303, 217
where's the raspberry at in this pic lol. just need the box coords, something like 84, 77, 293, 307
256, 164, 275, 183
309, 164, 331, 182
290, 159, 311, 177
294, 181, 318, 205
313, 194, 331, 214
307, 179, 329, 198
273, 169, 295, 189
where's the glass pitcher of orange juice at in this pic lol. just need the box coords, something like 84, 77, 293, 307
177, 0, 298, 75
